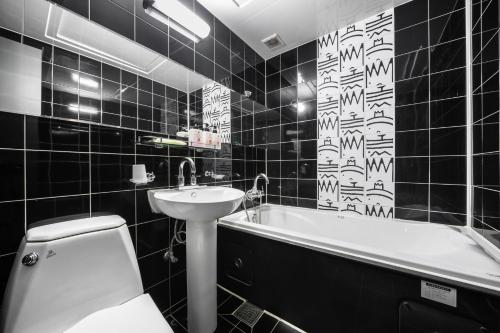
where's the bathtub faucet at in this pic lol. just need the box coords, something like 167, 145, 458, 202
246, 173, 269, 200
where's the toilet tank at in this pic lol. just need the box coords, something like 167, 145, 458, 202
1, 214, 143, 333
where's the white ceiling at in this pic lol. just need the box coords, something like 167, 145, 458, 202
198, 0, 410, 59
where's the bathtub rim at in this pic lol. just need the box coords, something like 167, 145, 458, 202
219, 204, 500, 297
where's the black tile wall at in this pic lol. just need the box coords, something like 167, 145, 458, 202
260, 44, 317, 207
393, 0, 468, 224
258, 0, 469, 223
471, 0, 500, 247
49, 0, 266, 105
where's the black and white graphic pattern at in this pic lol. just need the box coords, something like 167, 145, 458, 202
202, 82, 231, 143
317, 9, 394, 217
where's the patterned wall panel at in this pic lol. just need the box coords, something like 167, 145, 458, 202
317, 9, 395, 218
202, 82, 231, 143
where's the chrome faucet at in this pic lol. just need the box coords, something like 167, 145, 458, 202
178, 157, 197, 187
246, 173, 269, 200
244, 173, 269, 224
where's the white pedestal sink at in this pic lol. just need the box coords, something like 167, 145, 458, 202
148, 186, 244, 333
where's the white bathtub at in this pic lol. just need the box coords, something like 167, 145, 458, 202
219, 204, 500, 295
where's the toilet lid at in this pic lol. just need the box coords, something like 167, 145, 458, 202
65, 294, 174, 333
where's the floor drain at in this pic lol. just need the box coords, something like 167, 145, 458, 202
233, 302, 263, 326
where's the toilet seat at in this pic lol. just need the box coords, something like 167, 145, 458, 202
65, 294, 174, 333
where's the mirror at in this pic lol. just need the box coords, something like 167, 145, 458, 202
0, 0, 267, 150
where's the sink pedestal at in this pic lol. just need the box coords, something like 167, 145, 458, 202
186, 218, 217, 333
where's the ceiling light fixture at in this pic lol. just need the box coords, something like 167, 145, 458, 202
232, 0, 253, 8
143, 0, 210, 43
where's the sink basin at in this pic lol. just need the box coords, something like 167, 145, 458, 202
150, 186, 244, 221
147, 185, 244, 333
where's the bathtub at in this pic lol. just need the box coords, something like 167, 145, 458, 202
219, 204, 500, 296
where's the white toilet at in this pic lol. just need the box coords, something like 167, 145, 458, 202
1, 214, 174, 333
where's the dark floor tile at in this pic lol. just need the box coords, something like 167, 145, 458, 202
252, 313, 279, 333
218, 295, 244, 314
215, 315, 238, 332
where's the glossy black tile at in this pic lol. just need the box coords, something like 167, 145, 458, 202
394, 0, 428, 31
195, 53, 214, 80
395, 49, 429, 81
429, 9, 465, 46
230, 33, 245, 60
395, 76, 429, 106
169, 37, 194, 70
429, 0, 464, 18
214, 18, 230, 48
430, 97, 466, 127
395, 157, 429, 183
0, 150, 24, 202
298, 120, 317, 140
102, 63, 120, 82
281, 67, 297, 88
214, 41, 230, 69
266, 55, 281, 75
0, 112, 24, 149
91, 190, 135, 225
395, 22, 428, 56
395, 103, 429, 131
298, 40, 317, 64
53, 47, 79, 70
121, 70, 137, 87
429, 211, 466, 225
53, 0, 89, 18
90, 0, 134, 40
90, 125, 135, 154
281, 48, 298, 69
430, 184, 466, 214
26, 195, 90, 227
430, 156, 466, 184
0, 201, 24, 254
91, 153, 134, 192
26, 151, 89, 198
136, 19, 169, 58
430, 126, 466, 155
395, 183, 429, 210
80, 56, 101, 77
395, 130, 429, 156
26, 116, 89, 152
430, 38, 465, 73
430, 68, 466, 100
394, 207, 429, 221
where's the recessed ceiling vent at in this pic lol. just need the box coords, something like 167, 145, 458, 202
261, 33, 285, 50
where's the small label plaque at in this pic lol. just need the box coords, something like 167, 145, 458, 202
421, 280, 457, 307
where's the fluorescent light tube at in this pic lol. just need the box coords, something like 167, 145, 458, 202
143, 0, 210, 43
71, 73, 99, 89
68, 104, 99, 114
